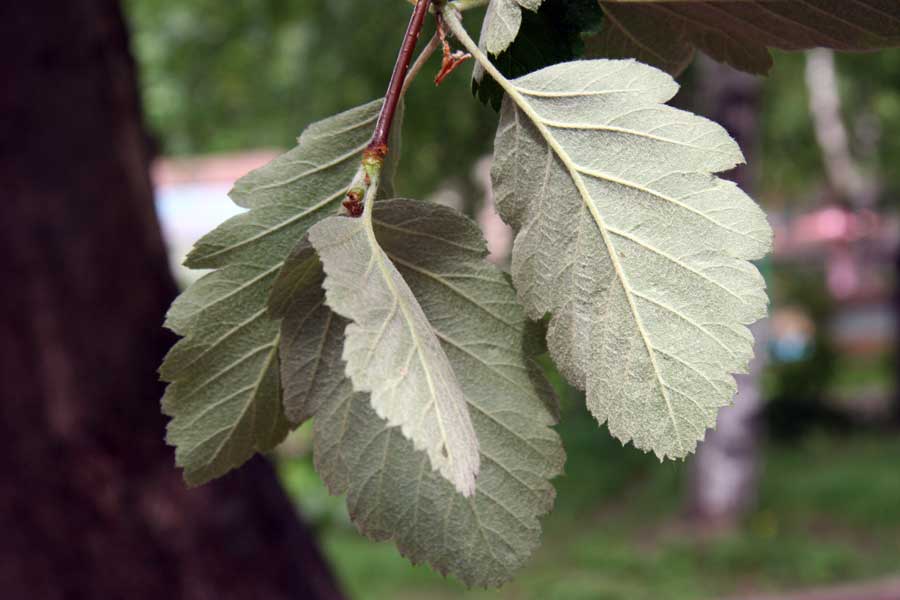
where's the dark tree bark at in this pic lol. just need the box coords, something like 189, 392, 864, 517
0, 2, 343, 599
685, 55, 767, 529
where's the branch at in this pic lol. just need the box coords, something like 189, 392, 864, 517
367, 0, 433, 158
400, 33, 441, 98
342, 0, 432, 217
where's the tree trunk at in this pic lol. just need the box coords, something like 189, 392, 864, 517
686, 55, 767, 529
0, 2, 343, 599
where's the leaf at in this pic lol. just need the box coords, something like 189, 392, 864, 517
478, 0, 545, 57
308, 206, 481, 496
267, 240, 336, 425
278, 199, 563, 586
586, 3, 695, 75
160, 99, 390, 485
161, 265, 288, 486
473, 0, 606, 109
268, 243, 358, 492
489, 59, 772, 459
589, 0, 900, 75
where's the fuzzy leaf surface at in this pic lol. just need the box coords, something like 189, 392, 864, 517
473, 0, 606, 109
491, 59, 772, 458
479, 0, 545, 56
589, 0, 900, 75
279, 199, 562, 586
308, 205, 481, 496
267, 239, 337, 425
160, 100, 387, 484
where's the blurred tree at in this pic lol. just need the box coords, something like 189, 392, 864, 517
806, 49, 878, 209
760, 49, 900, 204
686, 55, 765, 529
0, 2, 342, 598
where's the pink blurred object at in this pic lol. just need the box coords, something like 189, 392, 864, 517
827, 245, 860, 299
152, 150, 281, 187
791, 205, 875, 246
774, 204, 890, 256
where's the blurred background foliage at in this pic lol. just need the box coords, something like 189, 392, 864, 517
125, 0, 900, 598
760, 50, 900, 201
126, 1, 900, 202
127, 0, 496, 202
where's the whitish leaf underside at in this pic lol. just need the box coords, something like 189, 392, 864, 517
479, 0, 545, 56
591, 0, 900, 75
160, 100, 384, 484
492, 59, 772, 459
309, 205, 481, 496
278, 200, 562, 586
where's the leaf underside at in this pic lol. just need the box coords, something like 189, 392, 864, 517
479, 0, 546, 57
492, 59, 772, 459
590, 0, 900, 75
308, 205, 482, 497
160, 99, 391, 485
472, 0, 606, 109
277, 200, 564, 587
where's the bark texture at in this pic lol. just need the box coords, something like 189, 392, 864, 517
0, 2, 343, 598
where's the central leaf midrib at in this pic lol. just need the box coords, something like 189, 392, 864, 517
448, 8, 686, 452
362, 215, 458, 469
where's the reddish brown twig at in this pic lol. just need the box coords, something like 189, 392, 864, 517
366, 0, 432, 155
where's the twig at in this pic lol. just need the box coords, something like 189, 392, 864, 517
400, 33, 441, 98
366, 0, 433, 158
342, 0, 432, 217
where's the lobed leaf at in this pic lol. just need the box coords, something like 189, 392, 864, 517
160, 100, 390, 484
490, 59, 772, 459
589, 0, 900, 75
278, 199, 563, 586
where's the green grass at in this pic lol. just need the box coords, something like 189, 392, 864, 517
279, 410, 900, 600
828, 353, 894, 397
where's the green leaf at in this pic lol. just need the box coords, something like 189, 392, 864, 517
160, 99, 388, 485
279, 199, 563, 586
478, 0, 545, 57
308, 205, 481, 496
589, 1, 900, 75
267, 239, 336, 425
161, 265, 288, 486
486, 57, 772, 459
